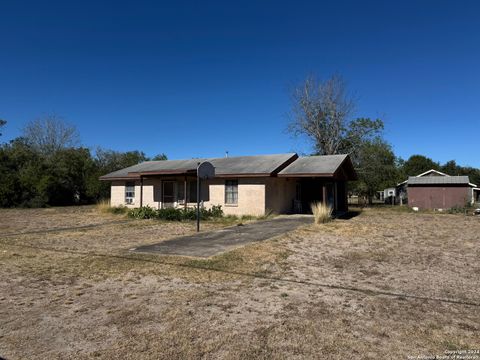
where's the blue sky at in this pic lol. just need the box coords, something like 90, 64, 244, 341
1, 0, 479, 167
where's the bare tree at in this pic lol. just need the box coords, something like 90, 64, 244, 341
0, 119, 6, 137
22, 114, 80, 154
288, 74, 383, 156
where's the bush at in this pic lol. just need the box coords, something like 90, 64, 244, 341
311, 202, 333, 224
157, 207, 185, 221
128, 205, 157, 219
127, 205, 224, 221
109, 205, 128, 215
208, 205, 224, 218
447, 202, 474, 215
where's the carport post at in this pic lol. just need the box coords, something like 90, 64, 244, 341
322, 184, 327, 206
140, 175, 144, 207
184, 176, 187, 210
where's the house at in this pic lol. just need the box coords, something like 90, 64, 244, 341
99, 153, 358, 216
397, 169, 478, 210
396, 169, 452, 205
408, 176, 476, 210
474, 188, 480, 205
377, 188, 396, 203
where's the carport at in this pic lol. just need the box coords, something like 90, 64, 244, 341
277, 154, 357, 214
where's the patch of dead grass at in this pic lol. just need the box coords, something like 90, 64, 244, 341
1, 206, 479, 359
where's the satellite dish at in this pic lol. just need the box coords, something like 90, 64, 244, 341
197, 161, 215, 180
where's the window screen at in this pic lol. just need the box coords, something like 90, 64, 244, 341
225, 180, 238, 204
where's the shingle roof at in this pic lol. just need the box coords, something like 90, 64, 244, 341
407, 176, 471, 185
278, 154, 349, 176
210, 154, 297, 176
100, 153, 298, 180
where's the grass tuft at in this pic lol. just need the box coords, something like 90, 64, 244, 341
96, 199, 128, 215
96, 199, 111, 213
311, 202, 333, 224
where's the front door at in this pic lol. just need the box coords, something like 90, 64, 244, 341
162, 181, 175, 208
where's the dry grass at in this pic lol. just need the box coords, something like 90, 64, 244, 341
95, 198, 111, 213
311, 201, 333, 224
0, 206, 479, 359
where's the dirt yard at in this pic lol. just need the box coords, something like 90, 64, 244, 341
0, 206, 479, 359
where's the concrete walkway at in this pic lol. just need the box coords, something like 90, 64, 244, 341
133, 215, 313, 257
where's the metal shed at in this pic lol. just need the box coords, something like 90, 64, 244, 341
407, 176, 475, 210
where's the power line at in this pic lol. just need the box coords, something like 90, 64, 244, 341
1, 240, 479, 308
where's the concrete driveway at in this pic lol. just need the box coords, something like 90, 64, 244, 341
132, 215, 312, 257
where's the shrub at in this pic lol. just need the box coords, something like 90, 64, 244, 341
127, 205, 224, 221
128, 206, 157, 219
447, 202, 474, 215
109, 205, 128, 215
157, 207, 184, 221
208, 205, 224, 218
311, 202, 333, 224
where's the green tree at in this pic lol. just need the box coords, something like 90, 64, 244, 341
88, 148, 150, 200
152, 153, 168, 161
456, 166, 480, 186
353, 139, 399, 204
441, 160, 460, 176
0, 139, 47, 207
94, 148, 148, 173
401, 155, 440, 177
45, 148, 97, 205
0, 117, 163, 207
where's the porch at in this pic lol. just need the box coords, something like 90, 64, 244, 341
136, 175, 207, 210
291, 178, 348, 214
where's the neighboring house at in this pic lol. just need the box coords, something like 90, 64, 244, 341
474, 188, 480, 206
403, 173, 477, 210
100, 153, 357, 216
378, 188, 396, 203
395, 169, 478, 209
396, 169, 451, 205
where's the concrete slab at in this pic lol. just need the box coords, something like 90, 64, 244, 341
132, 215, 313, 257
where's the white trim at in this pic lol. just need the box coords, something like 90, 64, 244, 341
397, 169, 450, 186
472, 188, 480, 205
416, 169, 450, 177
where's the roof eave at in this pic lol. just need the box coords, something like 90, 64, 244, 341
132, 169, 197, 176
99, 176, 141, 181
408, 183, 470, 186
277, 173, 335, 178
215, 173, 273, 178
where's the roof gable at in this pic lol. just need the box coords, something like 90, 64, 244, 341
416, 169, 450, 177
278, 154, 357, 180
398, 168, 451, 186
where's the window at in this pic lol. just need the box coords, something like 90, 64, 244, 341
125, 182, 135, 204
188, 181, 197, 203
177, 182, 185, 204
225, 180, 238, 205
